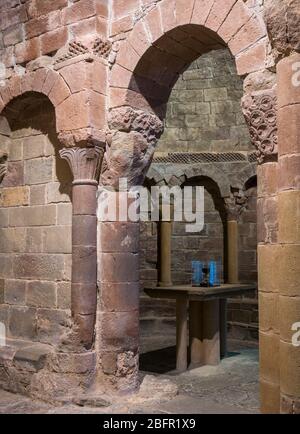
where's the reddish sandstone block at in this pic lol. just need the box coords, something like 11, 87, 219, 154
32, 68, 48, 93
116, 40, 139, 72
111, 16, 134, 37
218, 0, 252, 43
3, 24, 24, 47
99, 222, 139, 253
25, 11, 61, 40
26, 0, 68, 19
206, 0, 237, 32
15, 38, 40, 65
112, 0, 139, 20
128, 20, 151, 57
278, 105, 300, 156
73, 184, 98, 215
72, 283, 97, 315
144, 6, 163, 43
159, 0, 177, 33
100, 282, 139, 313
0, 5, 27, 32
48, 75, 70, 106
96, 0, 109, 19
228, 16, 265, 56
73, 246, 97, 284
100, 252, 139, 283
109, 64, 132, 89
278, 155, 300, 191
175, 0, 195, 26
277, 53, 300, 108
42, 69, 59, 96
98, 310, 139, 351
235, 39, 267, 75
191, 0, 214, 26
73, 215, 97, 247
40, 27, 69, 55
62, 0, 97, 26
60, 60, 107, 95
69, 16, 107, 39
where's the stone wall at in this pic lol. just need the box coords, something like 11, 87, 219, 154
0, 94, 72, 346
0, 0, 108, 83
158, 49, 251, 154
140, 49, 258, 343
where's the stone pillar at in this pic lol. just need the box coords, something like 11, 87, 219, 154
242, 88, 280, 413
227, 220, 238, 284
277, 54, 300, 414
60, 146, 104, 350
158, 204, 172, 287
97, 191, 140, 394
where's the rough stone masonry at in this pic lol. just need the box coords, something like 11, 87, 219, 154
0, 0, 299, 414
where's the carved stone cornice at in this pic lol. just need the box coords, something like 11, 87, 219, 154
225, 188, 248, 221
0, 153, 8, 184
54, 38, 112, 70
242, 88, 278, 164
59, 147, 105, 185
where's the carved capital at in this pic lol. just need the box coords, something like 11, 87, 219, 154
0, 153, 8, 184
101, 107, 164, 188
242, 88, 277, 164
59, 147, 104, 185
225, 188, 248, 221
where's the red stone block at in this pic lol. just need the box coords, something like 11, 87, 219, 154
191, 0, 214, 26
73, 183, 98, 215
48, 74, 70, 106
278, 155, 300, 192
42, 69, 60, 96
159, 0, 176, 33
116, 40, 140, 72
73, 246, 97, 284
128, 19, 151, 57
218, 0, 252, 43
32, 68, 48, 93
144, 6, 163, 43
175, 0, 195, 26
111, 16, 134, 37
228, 16, 265, 56
98, 310, 139, 351
62, 0, 97, 26
72, 283, 97, 315
96, 0, 109, 19
206, 0, 237, 31
73, 215, 97, 247
278, 105, 300, 156
109, 64, 132, 89
26, 0, 68, 19
25, 11, 62, 40
112, 0, 139, 20
40, 27, 69, 55
15, 37, 40, 65
99, 222, 139, 253
0, 4, 27, 32
277, 53, 300, 109
100, 282, 139, 313
235, 39, 267, 76
100, 252, 139, 283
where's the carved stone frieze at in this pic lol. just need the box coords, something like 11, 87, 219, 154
242, 88, 278, 164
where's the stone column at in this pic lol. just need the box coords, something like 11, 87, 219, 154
97, 191, 140, 394
158, 204, 172, 287
242, 88, 280, 413
277, 54, 300, 414
60, 146, 104, 350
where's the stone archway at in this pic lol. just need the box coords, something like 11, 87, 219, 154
96, 0, 279, 412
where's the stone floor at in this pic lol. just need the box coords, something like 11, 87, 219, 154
0, 337, 259, 414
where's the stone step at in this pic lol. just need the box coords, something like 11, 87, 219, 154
0, 338, 53, 395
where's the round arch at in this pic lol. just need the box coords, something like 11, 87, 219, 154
109, 0, 268, 114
